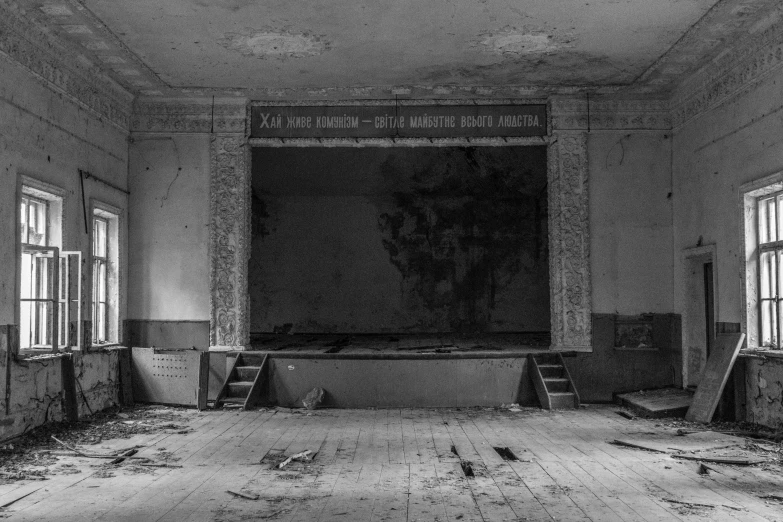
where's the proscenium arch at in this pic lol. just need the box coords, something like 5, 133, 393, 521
209, 118, 591, 352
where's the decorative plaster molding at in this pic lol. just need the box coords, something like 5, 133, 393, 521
209, 134, 251, 349
548, 132, 592, 350
550, 97, 671, 131
671, 5, 783, 129
0, 1, 132, 129
131, 99, 247, 134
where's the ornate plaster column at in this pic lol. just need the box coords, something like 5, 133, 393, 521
548, 131, 592, 351
209, 134, 251, 350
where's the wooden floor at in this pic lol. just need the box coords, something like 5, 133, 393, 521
2, 405, 782, 521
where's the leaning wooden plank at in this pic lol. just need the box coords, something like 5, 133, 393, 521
685, 333, 745, 423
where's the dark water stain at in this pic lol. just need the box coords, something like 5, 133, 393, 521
377, 147, 547, 333
251, 187, 271, 238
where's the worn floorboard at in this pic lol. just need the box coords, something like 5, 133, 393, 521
2, 405, 782, 521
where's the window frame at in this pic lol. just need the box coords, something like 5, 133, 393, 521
755, 190, 783, 348
92, 215, 109, 344
741, 171, 783, 350
90, 202, 122, 346
16, 177, 66, 355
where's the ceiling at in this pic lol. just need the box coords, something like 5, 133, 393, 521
14, 0, 783, 99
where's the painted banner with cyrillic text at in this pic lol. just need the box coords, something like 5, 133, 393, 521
250, 105, 547, 138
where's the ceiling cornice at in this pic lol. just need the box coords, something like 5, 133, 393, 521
671, 4, 783, 129
0, 0, 132, 130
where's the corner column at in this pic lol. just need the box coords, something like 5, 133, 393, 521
548, 131, 592, 350
209, 134, 251, 350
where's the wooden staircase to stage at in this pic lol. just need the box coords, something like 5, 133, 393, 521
528, 353, 580, 410
213, 353, 268, 409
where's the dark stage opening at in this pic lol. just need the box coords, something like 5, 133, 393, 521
250, 146, 549, 349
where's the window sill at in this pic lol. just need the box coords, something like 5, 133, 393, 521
739, 348, 783, 360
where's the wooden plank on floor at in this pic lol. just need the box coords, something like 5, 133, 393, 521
9, 409, 225, 521
428, 409, 459, 463
566, 408, 752, 522
92, 410, 251, 522
369, 463, 409, 522
433, 462, 482, 522
407, 463, 448, 522
400, 410, 421, 464
471, 413, 563, 522
411, 410, 439, 463
538, 460, 626, 522
316, 463, 366, 521
386, 409, 405, 465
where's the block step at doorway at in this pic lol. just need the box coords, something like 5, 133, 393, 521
213, 353, 268, 410
528, 353, 580, 410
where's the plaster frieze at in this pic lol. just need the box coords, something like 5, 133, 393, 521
0, 1, 131, 129
671, 5, 783, 129
548, 132, 592, 350
132, 99, 247, 134
550, 98, 671, 131
209, 134, 251, 349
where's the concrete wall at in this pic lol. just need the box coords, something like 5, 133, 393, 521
672, 67, 783, 331
0, 54, 128, 439
672, 66, 783, 426
589, 131, 674, 315
127, 134, 211, 323
0, 57, 129, 331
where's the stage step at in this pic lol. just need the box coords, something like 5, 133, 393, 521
214, 353, 269, 410
528, 353, 580, 410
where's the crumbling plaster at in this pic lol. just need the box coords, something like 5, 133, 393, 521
746, 357, 783, 428
0, 350, 121, 442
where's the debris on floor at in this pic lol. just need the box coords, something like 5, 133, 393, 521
277, 450, 313, 469
616, 387, 693, 418
302, 387, 325, 410
0, 405, 198, 485
226, 489, 259, 500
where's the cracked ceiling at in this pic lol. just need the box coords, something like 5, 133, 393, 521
10, 0, 783, 100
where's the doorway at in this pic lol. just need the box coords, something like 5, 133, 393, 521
682, 245, 717, 387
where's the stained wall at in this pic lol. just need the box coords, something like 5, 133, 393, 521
126, 135, 212, 347
250, 146, 550, 334
0, 54, 129, 439
673, 63, 783, 427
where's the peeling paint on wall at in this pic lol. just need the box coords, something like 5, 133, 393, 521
0, 350, 122, 443
746, 357, 783, 428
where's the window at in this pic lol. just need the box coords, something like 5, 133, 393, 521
20, 194, 52, 349
91, 205, 120, 345
757, 192, 783, 348
92, 216, 108, 343
18, 182, 69, 352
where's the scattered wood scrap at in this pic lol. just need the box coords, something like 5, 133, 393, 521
0, 487, 43, 511
227, 490, 259, 500
610, 439, 667, 453
663, 498, 742, 511
277, 450, 313, 469
671, 455, 765, 466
